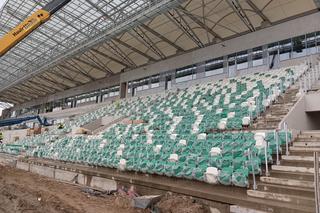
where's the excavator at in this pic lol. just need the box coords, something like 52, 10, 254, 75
0, 0, 72, 57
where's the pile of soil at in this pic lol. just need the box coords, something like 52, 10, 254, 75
155, 193, 210, 213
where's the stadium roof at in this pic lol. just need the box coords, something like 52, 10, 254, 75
0, 0, 319, 105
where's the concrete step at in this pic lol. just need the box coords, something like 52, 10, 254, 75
260, 176, 314, 188
279, 159, 314, 168
295, 138, 320, 143
288, 150, 315, 157
270, 111, 287, 116
282, 155, 318, 162
297, 134, 320, 139
247, 190, 315, 206
257, 183, 314, 198
269, 170, 314, 181
255, 120, 280, 125
230, 205, 269, 213
271, 165, 315, 174
262, 117, 283, 122
290, 146, 320, 152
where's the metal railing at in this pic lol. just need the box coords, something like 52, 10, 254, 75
300, 61, 320, 92
314, 152, 320, 213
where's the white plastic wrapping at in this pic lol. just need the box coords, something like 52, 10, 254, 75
205, 167, 219, 184
169, 153, 179, 162
197, 133, 207, 140
210, 147, 221, 156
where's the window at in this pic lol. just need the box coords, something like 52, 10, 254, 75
109, 86, 120, 97
133, 77, 149, 92
151, 75, 160, 88
205, 57, 224, 77
292, 35, 306, 58
236, 50, 248, 70
306, 33, 317, 55
268, 42, 279, 56
252, 47, 263, 66
279, 39, 292, 61
175, 65, 196, 83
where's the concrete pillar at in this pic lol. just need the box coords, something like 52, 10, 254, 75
223, 55, 228, 74
262, 44, 268, 66
171, 70, 176, 85
120, 82, 128, 99
248, 49, 253, 68
196, 62, 206, 79
159, 73, 166, 88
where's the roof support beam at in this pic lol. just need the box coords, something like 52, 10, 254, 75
166, 10, 204, 48
41, 75, 69, 90
113, 38, 157, 62
51, 68, 83, 86
177, 6, 223, 41
130, 28, 166, 60
245, 0, 271, 25
3, 91, 31, 102
84, 51, 114, 75
104, 41, 137, 68
226, 0, 255, 32
61, 62, 95, 81
73, 57, 110, 74
17, 84, 46, 97
0, 95, 22, 104
34, 76, 66, 91
91, 48, 131, 68
140, 24, 185, 52
25, 81, 56, 94
19, 82, 53, 96
11, 87, 39, 99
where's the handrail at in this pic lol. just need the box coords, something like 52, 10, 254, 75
314, 152, 320, 213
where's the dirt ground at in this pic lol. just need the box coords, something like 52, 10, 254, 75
0, 165, 210, 213
0, 165, 147, 213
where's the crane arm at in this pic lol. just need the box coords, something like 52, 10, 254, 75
0, 0, 72, 57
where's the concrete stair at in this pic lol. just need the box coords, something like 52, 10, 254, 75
251, 86, 299, 130
247, 131, 320, 213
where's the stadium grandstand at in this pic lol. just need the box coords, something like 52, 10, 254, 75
1, 0, 320, 212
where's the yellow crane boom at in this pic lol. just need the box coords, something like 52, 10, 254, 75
0, 0, 72, 57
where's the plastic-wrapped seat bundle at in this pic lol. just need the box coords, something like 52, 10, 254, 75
218, 167, 233, 185
232, 168, 249, 187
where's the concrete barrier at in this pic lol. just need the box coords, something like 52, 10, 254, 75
90, 176, 117, 191
30, 164, 55, 178
16, 161, 30, 171
55, 169, 86, 185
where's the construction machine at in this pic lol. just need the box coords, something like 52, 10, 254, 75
0, 0, 72, 57
0, 115, 50, 128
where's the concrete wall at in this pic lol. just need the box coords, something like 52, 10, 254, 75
280, 95, 311, 130
305, 93, 320, 112
281, 92, 320, 130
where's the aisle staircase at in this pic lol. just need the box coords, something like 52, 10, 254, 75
251, 86, 300, 130
247, 131, 320, 213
